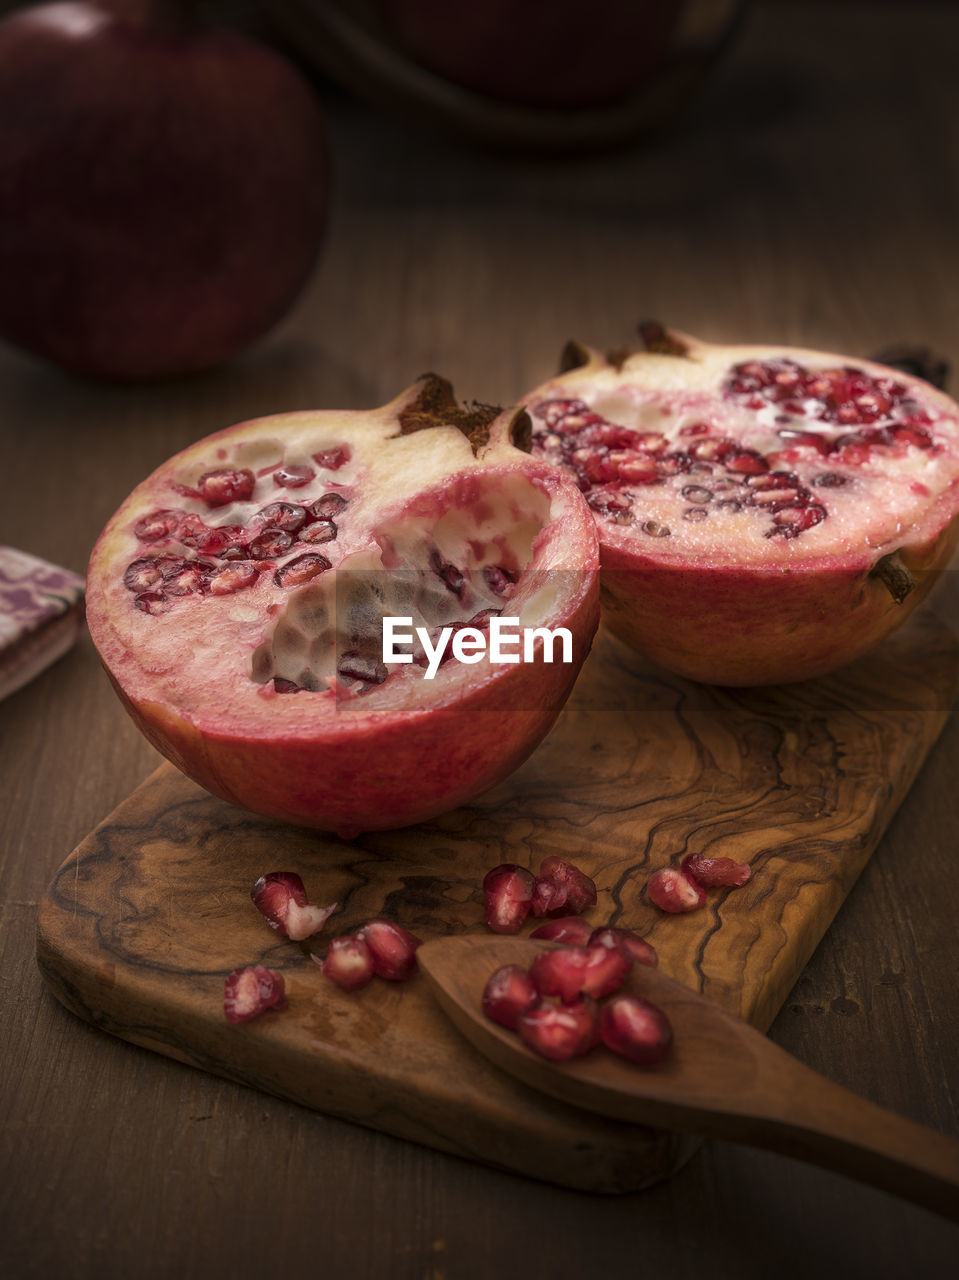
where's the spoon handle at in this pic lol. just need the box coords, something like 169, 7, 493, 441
738, 1038, 959, 1221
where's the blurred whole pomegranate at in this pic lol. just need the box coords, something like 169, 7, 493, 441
274, 0, 746, 150
0, 2, 330, 380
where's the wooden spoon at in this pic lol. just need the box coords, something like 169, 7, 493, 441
417, 935, 959, 1221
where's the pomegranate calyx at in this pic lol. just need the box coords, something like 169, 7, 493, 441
398, 373, 531, 455
636, 319, 689, 358
871, 552, 915, 605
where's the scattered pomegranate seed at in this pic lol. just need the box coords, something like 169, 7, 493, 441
530, 874, 568, 917
224, 965, 288, 1023
530, 944, 631, 1003
251, 871, 338, 941
483, 864, 536, 933
682, 853, 752, 888
318, 934, 376, 991
482, 964, 539, 1030
538, 856, 597, 915
647, 866, 707, 913
359, 919, 422, 981
588, 926, 658, 967
529, 916, 593, 946
600, 994, 673, 1065
197, 468, 255, 507
517, 997, 600, 1061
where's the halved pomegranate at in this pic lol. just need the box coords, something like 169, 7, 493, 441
86, 376, 599, 833
523, 324, 959, 685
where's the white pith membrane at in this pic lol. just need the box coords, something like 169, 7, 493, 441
87, 391, 596, 738
526, 337, 959, 569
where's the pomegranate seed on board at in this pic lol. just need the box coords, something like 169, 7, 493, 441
223, 965, 288, 1023
647, 866, 707, 913
682, 853, 752, 888
318, 934, 376, 991
600, 994, 673, 1065
483, 864, 536, 933
250, 871, 338, 941
482, 964, 539, 1030
359, 919, 422, 980
537, 856, 597, 914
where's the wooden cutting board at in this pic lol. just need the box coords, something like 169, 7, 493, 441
36, 617, 958, 1193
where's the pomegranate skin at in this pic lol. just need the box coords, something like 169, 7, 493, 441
86, 378, 600, 834
0, 3, 329, 380
524, 328, 959, 686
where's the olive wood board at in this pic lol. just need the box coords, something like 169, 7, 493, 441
36, 617, 959, 1194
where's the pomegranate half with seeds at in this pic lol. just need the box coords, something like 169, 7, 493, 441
524, 325, 959, 685
86, 376, 599, 833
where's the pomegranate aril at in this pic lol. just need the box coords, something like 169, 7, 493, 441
298, 519, 337, 544
482, 964, 539, 1030
483, 863, 535, 933
530, 944, 630, 1002
430, 551, 466, 597
768, 505, 826, 538
124, 557, 167, 592
273, 677, 301, 693
681, 485, 712, 504
251, 502, 307, 533
530, 875, 569, 918
197, 468, 255, 508
251, 871, 338, 941
812, 472, 849, 488
313, 446, 350, 470
164, 562, 211, 595
319, 934, 375, 991
517, 997, 599, 1061
274, 464, 315, 488
133, 591, 172, 615
600, 994, 672, 1066
359, 919, 421, 981
206, 563, 258, 595
538, 856, 597, 915
647, 866, 707, 913
682, 852, 752, 888
309, 492, 348, 519
588, 926, 658, 968
274, 553, 331, 587
725, 450, 769, 474
642, 520, 671, 538
248, 528, 294, 560
529, 916, 593, 946
224, 965, 288, 1023
134, 509, 181, 542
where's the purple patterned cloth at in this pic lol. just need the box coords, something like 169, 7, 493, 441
0, 547, 85, 700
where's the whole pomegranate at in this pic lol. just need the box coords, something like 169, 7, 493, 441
274, 0, 745, 150
0, 2, 329, 380
522, 324, 959, 686
370, 0, 684, 109
85, 376, 600, 834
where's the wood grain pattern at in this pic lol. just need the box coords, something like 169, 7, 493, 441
36, 614, 957, 1192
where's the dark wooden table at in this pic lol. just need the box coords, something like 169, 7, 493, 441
3, 3, 958, 1276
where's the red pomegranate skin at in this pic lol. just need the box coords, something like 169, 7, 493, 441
524, 330, 959, 686
371, 0, 684, 109
86, 381, 600, 834
0, 2, 329, 379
